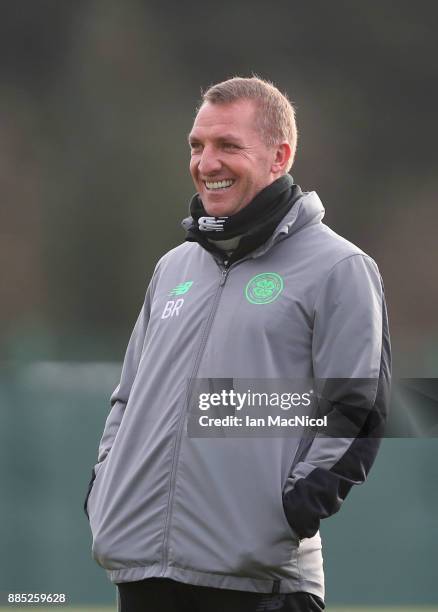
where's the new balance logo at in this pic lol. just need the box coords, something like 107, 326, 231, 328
255, 595, 286, 611
169, 281, 193, 296
162, 281, 193, 319
198, 216, 227, 232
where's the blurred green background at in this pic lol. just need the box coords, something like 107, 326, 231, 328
1, 0, 437, 609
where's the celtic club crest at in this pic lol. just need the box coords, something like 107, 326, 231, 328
245, 273, 284, 305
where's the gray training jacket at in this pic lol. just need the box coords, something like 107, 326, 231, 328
85, 189, 391, 600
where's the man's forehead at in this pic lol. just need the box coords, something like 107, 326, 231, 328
190, 100, 257, 134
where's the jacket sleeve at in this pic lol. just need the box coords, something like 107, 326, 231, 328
83, 281, 153, 518
283, 254, 391, 539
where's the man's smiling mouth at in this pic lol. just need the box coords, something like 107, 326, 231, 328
204, 179, 235, 191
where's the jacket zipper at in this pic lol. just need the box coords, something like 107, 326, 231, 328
160, 261, 230, 575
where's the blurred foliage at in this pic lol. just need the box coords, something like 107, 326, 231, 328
0, 0, 437, 371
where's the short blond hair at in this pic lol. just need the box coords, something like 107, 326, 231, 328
201, 76, 297, 171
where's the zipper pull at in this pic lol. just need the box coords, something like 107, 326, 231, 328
220, 267, 229, 286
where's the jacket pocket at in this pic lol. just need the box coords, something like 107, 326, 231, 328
83, 467, 96, 519
281, 491, 301, 545
83, 460, 106, 520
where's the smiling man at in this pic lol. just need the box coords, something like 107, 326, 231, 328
85, 77, 391, 612
188, 97, 291, 217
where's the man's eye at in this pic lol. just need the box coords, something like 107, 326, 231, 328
190, 143, 202, 151
223, 143, 238, 150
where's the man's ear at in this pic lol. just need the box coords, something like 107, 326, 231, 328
271, 142, 292, 174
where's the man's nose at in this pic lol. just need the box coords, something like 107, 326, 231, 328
198, 146, 222, 175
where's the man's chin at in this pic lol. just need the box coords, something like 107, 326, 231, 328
203, 199, 238, 218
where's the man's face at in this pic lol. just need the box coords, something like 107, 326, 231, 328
188, 99, 279, 217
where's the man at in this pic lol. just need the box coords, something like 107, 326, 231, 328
85, 77, 391, 612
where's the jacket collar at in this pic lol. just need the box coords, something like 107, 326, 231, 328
248, 190, 325, 259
